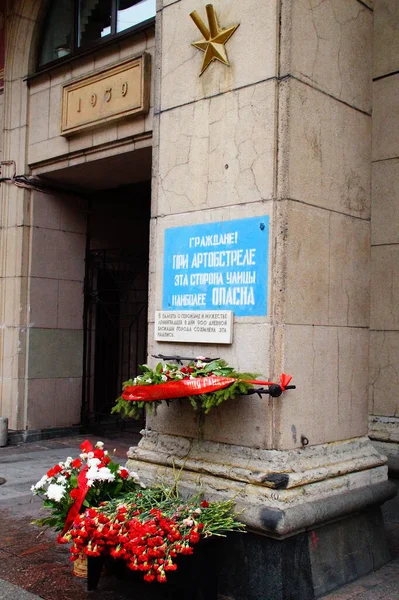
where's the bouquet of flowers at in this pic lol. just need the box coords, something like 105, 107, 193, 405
59, 485, 245, 584
31, 439, 143, 534
113, 357, 293, 420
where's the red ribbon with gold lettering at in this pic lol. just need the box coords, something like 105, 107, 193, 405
122, 374, 293, 402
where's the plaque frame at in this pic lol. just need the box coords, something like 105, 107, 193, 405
60, 53, 151, 136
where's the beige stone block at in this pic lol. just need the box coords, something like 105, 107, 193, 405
68, 156, 87, 168
60, 197, 87, 234
57, 280, 83, 329
373, 75, 399, 161
9, 126, 29, 175
3, 183, 28, 228
68, 131, 94, 154
276, 325, 369, 450
0, 377, 22, 430
157, 80, 276, 215
28, 73, 51, 95
1, 327, 21, 379
119, 32, 148, 59
2, 277, 28, 328
370, 331, 399, 417
92, 124, 119, 147
280, 78, 371, 219
10, 78, 28, 129
30, 228, 86, 281
160, 0, 277, 111
29, 277, 58, 329
27, 379, 57, 429
281, 0, 372, 113
28, 136, 69, 166
147, 393, 269, 449
117, 116, 146, 140
28, 329, 83, 379
49, 64, 73, 88
29, 88, 50, 145
32, 191, 61, 230
370, 245, 399, 330
2, 226, 29, 278
279, 200, 370, 331
374, 0, 399, 78
328, 212, 370, 327
372, 160, 399, 246
283, 203, 330, 325
55, 378, 82, 427
48, 85, 62, 139
93, 48, 121, 70
71, 56, 95, 78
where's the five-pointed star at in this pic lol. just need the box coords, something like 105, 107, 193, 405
191, 7, 239, 76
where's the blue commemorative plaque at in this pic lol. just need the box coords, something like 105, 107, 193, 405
162, 216, 269, 317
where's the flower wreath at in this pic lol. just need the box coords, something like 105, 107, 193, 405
113, 358, 293, 421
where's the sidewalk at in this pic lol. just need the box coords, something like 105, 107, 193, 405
0, 434, 398, 600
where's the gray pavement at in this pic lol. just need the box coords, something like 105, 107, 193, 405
0, 435, 398, 600
0, 579, 42, 600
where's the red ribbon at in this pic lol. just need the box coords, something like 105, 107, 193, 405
122, 373, 293, 402
62, 440, 93, 534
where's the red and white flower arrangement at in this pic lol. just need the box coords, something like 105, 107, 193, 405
32, 439, 142, 533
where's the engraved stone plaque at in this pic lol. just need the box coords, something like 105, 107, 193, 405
155, 311, 233, 344
61, 54, 150, 135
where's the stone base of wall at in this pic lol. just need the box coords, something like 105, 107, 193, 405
215, 506, 391, 600
370, 415, 399, 444
127, 431, 393, 537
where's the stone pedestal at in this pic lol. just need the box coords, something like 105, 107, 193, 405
127, 432, 395, 597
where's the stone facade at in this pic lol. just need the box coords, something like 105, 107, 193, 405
0, 0, 398, 596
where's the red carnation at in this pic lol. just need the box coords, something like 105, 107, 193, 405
70, 488, 80, 499
93, 448, 104, 459
119, 468, 129, 479
200, 500, 209, 508
71, 458, 82, 469
80, 439, 93, 453
47, 464, 62, 478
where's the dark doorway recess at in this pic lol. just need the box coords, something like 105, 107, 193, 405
82, 182, 150, 428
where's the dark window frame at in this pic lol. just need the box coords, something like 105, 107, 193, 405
36, 0, 155, 72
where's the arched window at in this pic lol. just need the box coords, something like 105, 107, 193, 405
38, 0, 156, 68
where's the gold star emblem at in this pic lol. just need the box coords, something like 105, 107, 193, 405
190, 5, 239, 76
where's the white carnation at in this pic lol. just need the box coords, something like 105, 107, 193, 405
97, 467, 115, 482
87, 457, 101, 468
86, 465, 115, 483
33, 475, 48, 490
95, 441, 104, 449
46, 483, 66, 502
